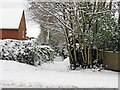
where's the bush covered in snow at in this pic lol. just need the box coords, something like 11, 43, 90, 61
0, 39, 55, 66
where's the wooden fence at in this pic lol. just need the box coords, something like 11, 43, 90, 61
103, 51, 120, 71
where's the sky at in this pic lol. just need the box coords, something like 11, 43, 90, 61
0, 0, 119, 38
0, 0, 40, 38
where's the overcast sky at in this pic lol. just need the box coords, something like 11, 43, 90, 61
0, 0, 119, 38
0, 0, 40, 38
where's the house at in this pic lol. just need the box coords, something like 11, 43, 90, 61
0, 9, 27, 40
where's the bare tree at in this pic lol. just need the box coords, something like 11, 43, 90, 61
27, 1, 117, 69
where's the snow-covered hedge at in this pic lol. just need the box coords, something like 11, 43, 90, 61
0, 39, 55, 66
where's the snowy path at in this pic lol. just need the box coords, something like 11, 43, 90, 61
0, 57, 118, 88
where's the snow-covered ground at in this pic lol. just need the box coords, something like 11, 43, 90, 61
0, 57, 118, 88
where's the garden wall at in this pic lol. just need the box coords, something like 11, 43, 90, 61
103, 51, 120, 71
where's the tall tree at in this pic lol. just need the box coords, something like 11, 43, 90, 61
27, 1, 117, 69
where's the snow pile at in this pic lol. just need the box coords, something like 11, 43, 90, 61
0, 39, 55, 66
0, 60, 118, 88
62, 57, 70, 65
40, 56, 70, 71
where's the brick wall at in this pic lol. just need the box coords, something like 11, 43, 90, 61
0, 30, 2, 39
18, 11, 27, 40
0, 11, 27, 40
0, 29, 18, 39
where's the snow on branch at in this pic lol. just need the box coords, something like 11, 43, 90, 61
37, 3, 74, 32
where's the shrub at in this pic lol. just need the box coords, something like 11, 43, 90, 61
0, 39, 55, 66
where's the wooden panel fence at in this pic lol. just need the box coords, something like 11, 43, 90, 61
103, 51, 120, 71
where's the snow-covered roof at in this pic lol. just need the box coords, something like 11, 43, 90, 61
0, 8, 23, 29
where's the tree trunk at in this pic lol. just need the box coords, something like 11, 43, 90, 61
78, 34, 86, 64
62, 6, 72, 64
88, 46, 92, 67
72, 33, 77, 64
118, 13, 120, 25
84, 45, 87, 64
109, 0, 113, 11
